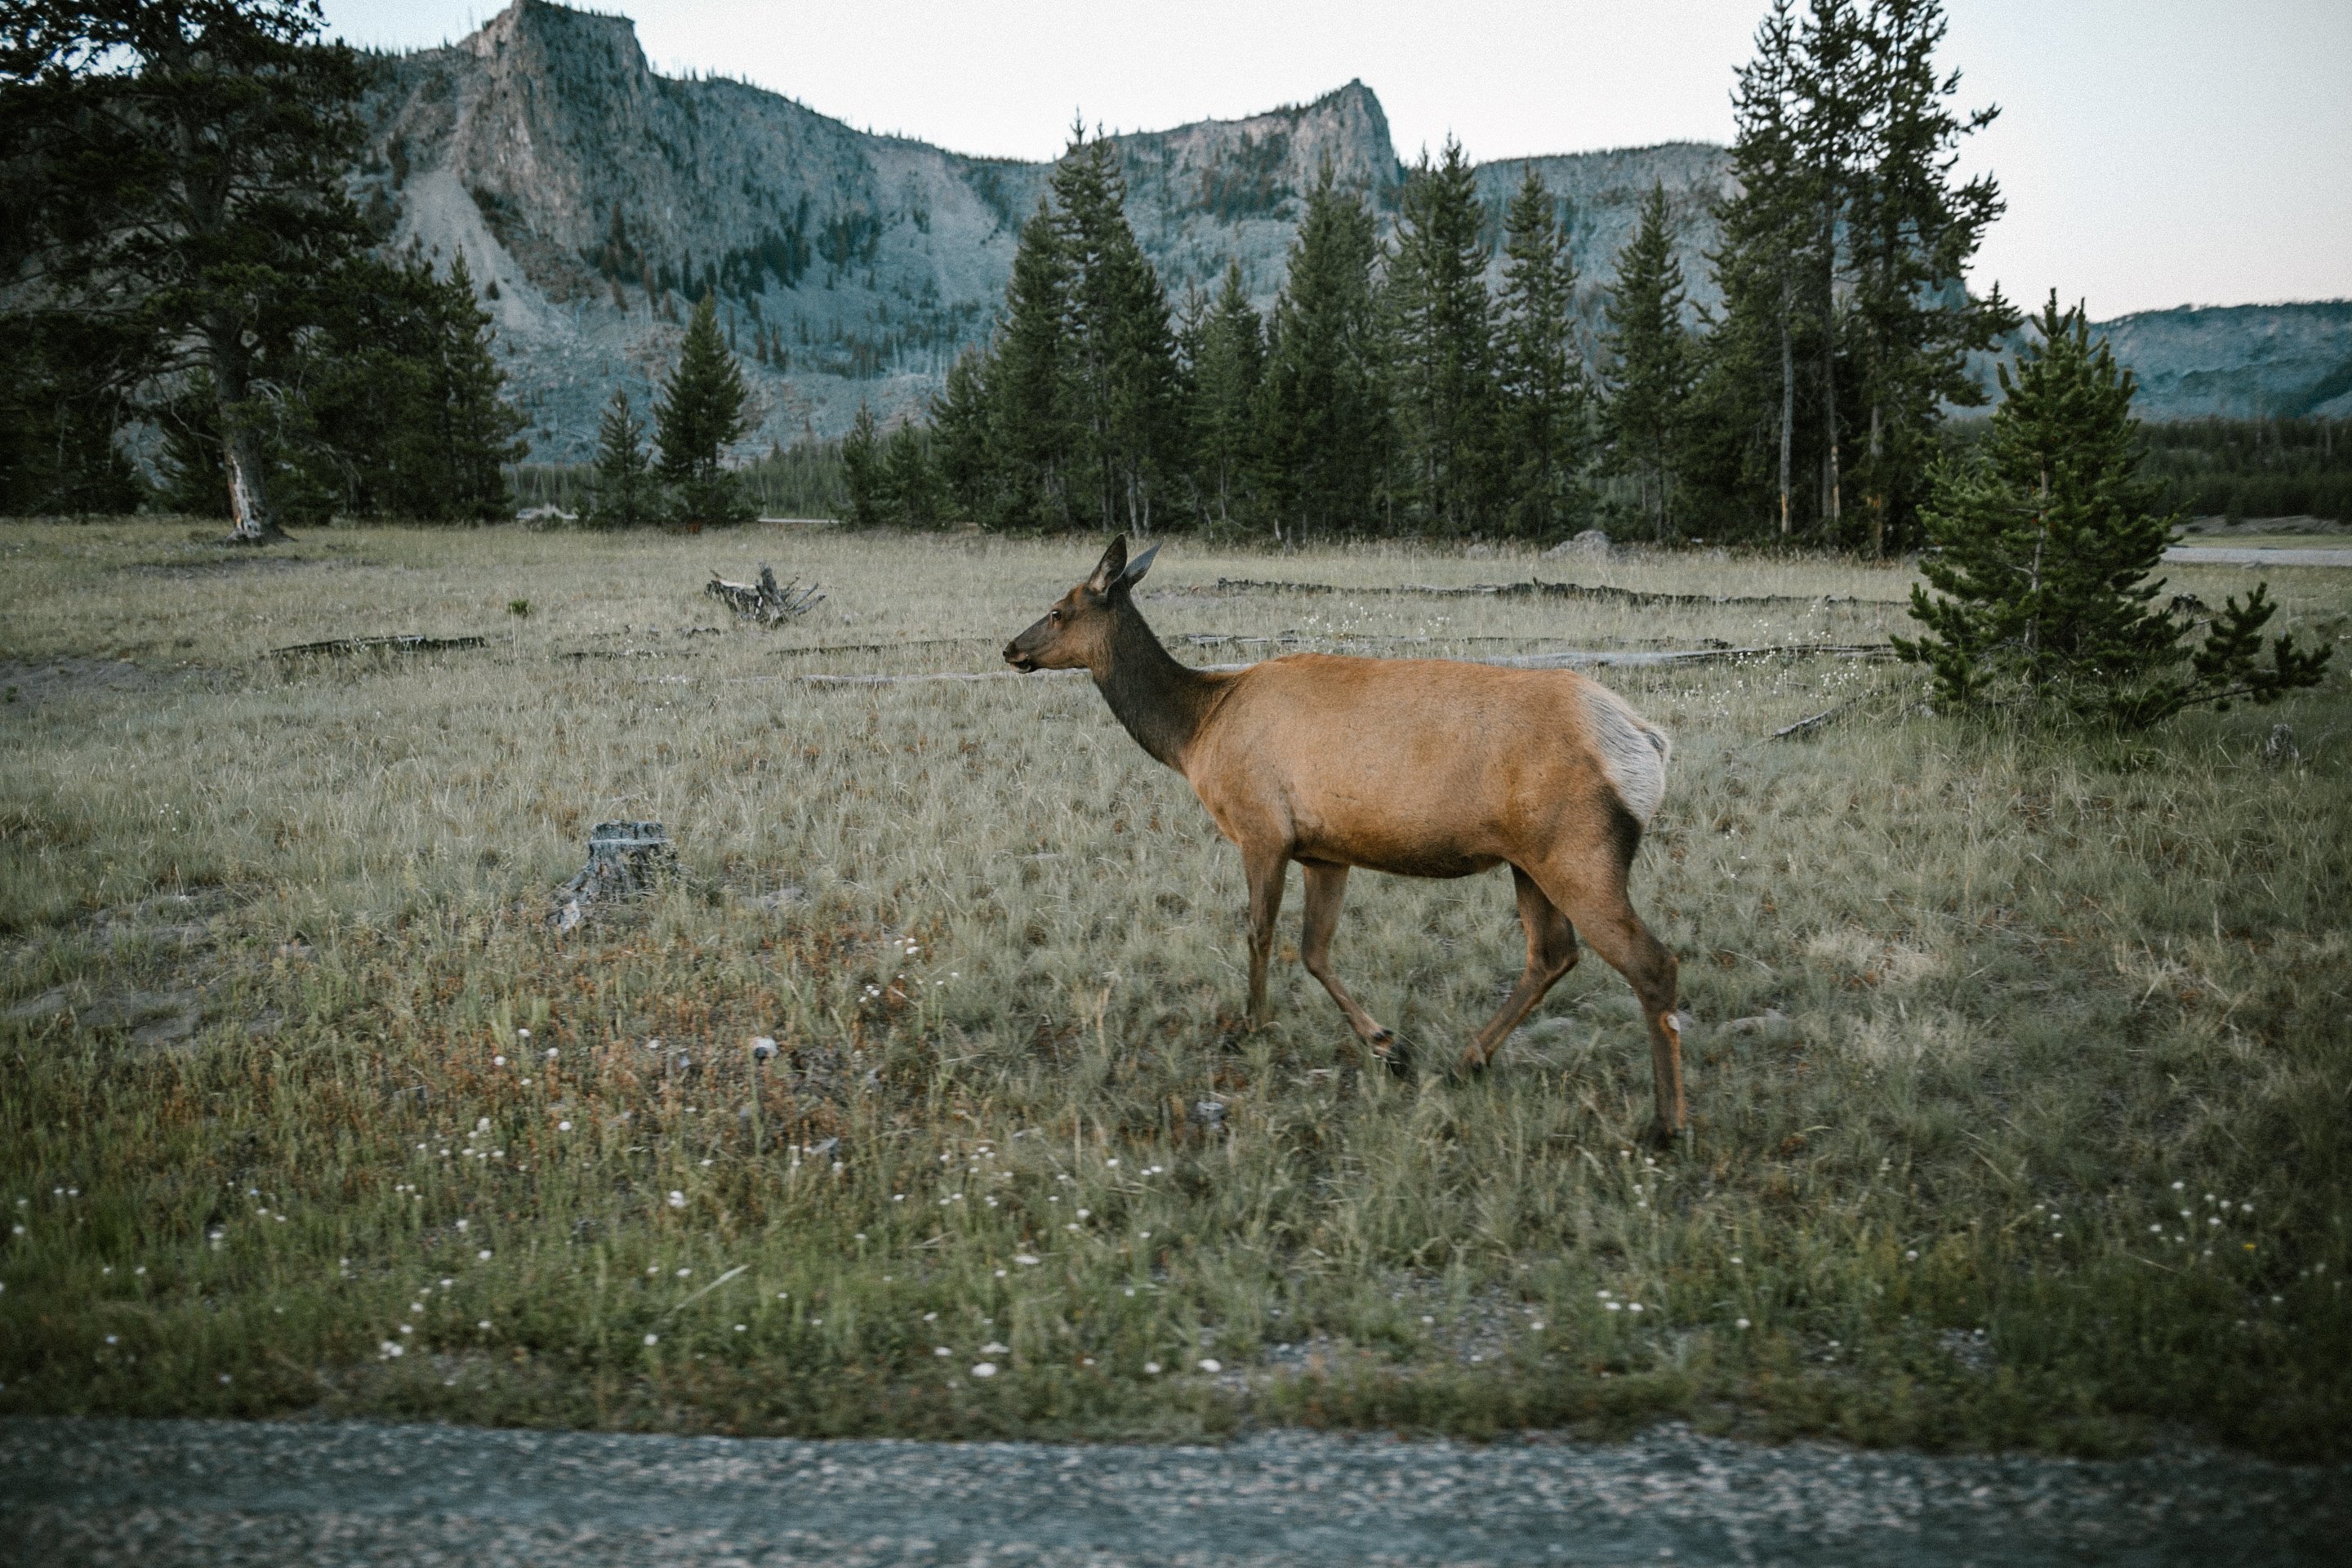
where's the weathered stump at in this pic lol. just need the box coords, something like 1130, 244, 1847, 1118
551, 821, 677, 932
706, 565, 823, 626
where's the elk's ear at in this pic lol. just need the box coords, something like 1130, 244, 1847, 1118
1084, 535, 1129, 595
1118, 543, 1158, 588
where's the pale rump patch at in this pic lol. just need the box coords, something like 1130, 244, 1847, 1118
1580, 684, 1671, 825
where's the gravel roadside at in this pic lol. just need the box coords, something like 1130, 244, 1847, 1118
2, 1416, 2343, 1566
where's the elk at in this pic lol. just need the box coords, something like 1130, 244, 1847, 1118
1004, 537, 1687, 1145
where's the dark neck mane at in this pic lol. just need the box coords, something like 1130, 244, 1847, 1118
1092, 597, 1219, 769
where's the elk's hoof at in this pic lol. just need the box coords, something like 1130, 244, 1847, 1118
1368, 1031, 1412, 1077
1643, 1118, 1691, 1152
1450, 1049, 1493, 1080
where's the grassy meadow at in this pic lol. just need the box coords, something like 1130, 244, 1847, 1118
2, 519, 2348, 1459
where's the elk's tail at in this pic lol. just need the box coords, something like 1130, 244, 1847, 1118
1583, 684, 1672, 826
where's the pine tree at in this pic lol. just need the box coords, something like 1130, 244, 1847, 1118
656, 289, 755, 525
1052, 134, 1184, 536
840, 402, 885, 528
1789, 0, 1870, 540
1187, 261, 1266, 529
1388, 138, 1499, 536
1894, 295, 2329, 727
1601, 184, 1695, 540
152, 247, 526, 524
1256, 165, 1389, 539
990, 200, 1076, 528
1, 0, 372, 541
414, 252, 526, 519
1494, 166, 1591, 537
586, 387, 657, 528
884, 421, 945, 528
1846, 0, 2014, 555
0, 309, 145, 516
931, 346, 994, 521
1700, 0, 1813, 538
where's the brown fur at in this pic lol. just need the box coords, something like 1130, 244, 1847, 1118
1005, 537, 1686, 1144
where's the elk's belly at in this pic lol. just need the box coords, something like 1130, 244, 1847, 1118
1297, 843, 1503, 880
1289, 801, 1507, 878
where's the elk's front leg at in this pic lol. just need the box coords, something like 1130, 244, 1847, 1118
1299, 861, 1406, 1071
1241, 847, 1288, 1028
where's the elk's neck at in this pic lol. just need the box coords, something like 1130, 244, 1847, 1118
1093, 602, 1218, 770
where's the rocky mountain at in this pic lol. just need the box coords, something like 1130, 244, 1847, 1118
359, 0, 1732, 461
2086, 302, 2352, 421
363, 2, 2345, 466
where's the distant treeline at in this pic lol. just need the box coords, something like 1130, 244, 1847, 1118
529, 416, 2352, 532
2136, 417, 2352, 522
1941, 416, 2352, 524
519, 439, 849, 522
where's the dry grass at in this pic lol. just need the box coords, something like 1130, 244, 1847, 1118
2, 519, 2348, 1456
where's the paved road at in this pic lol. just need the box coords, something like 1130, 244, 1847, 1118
2, 1417, 2343, 1566
2164, 545, 2352, 567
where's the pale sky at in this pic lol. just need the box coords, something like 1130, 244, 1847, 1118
328, 0, 2352, 320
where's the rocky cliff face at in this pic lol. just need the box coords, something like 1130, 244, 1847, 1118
359, 0, 1733, 461
2090, 302, 2352, 421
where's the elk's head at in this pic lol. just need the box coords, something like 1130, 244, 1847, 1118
1003, 535, 1157, 673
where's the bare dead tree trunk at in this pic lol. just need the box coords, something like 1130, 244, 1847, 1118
209, 326, 289, 545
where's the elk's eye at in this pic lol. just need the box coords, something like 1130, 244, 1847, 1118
1047, 608, 1062, 623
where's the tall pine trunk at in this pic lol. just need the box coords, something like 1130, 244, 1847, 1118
1867, 399, 1884, 557
1777, 285, 1794, 537
1821, 202, 1842, 537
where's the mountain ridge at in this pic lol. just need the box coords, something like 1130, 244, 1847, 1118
360, 0, 1735, 459
361, 1, 2349, 463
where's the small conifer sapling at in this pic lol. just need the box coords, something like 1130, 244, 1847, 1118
1894, 294, 2329, 728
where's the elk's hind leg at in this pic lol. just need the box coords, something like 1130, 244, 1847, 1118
1543, 877, 1682, 1146
1300, 861, 1406, 1073
1526, 817, 1684, 1145
1458, 866, 1581, 1076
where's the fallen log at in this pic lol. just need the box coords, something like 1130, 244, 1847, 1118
706, 565, 823, 625
1772, 706, 1843, 739
269, 634, 488, 657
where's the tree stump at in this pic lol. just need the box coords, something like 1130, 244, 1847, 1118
706, 565, 823, 625
551, 822, 677, 932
